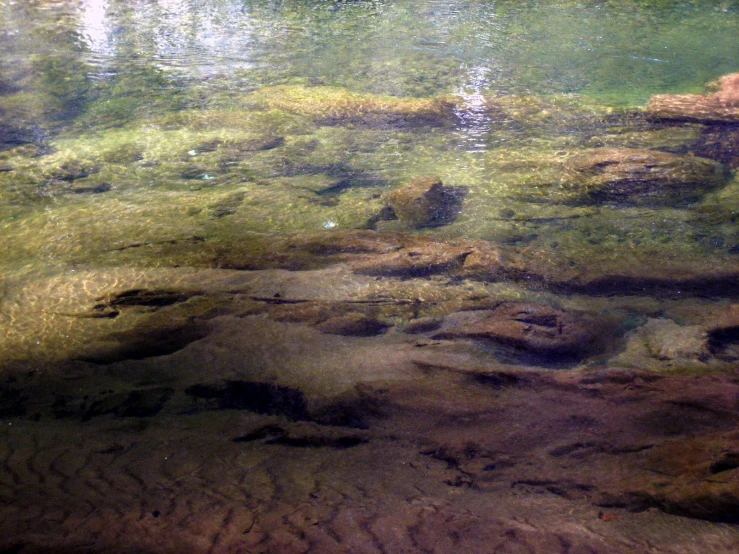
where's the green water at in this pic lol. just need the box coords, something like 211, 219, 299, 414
0, 0, 738, 279
4, 0, 739, 104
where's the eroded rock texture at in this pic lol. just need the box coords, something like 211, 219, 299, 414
647, 73, 739, 168
2, 256, 739, 553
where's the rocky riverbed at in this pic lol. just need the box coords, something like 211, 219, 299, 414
3, 230, 739, 552
3, 61, 739, 552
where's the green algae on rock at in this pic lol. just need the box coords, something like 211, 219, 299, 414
481, 146, 726, 207
244, 85, 459, 127
560, 147, 727, 205
4, 3, 739, 553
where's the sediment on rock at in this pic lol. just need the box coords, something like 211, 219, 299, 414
131, 228, 739, 298
645, 73, 739, 170
202, 230, 504, 279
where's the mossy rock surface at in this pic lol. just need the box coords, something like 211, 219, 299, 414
245, 85, 459, 126
562, 148, 726, 204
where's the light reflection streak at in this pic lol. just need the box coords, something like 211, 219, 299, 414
77, 0, 259, 76
80, 0, 113, 56
454, 65, 494, 153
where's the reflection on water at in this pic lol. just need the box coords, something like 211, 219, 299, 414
2, 1, 739, 552
79, 0, 265, 75
454, 65, 495, 152
7, 0, 739, 102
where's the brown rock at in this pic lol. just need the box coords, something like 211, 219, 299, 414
143, 229, 504, 280
433, 301, 606, 358
349, 240, 474, 277
459, 248, 505, 278
400, 317, 443, 334
647, 72, 739, 123
597, 432, 739, 523
564, 147, 726, 204
383, 175, 462, 227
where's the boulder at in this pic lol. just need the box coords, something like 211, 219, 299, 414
640, 318, 709, 361
647, 72, 739, 124
432, 301, 606, 359
383, 175, 462, 227
563, 147, 726, 204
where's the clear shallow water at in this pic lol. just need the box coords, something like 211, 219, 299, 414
0, 0, 738, 312
3, 0, 739, 110
5, 4, 739, 552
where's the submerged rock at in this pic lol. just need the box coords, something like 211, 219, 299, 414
383, 175, 463, 228
246, 85, 458, 127
234, 230, 503, 279
641, 318, 709, 362
43, 159, 98, 182
80, 387, 174, 421
70, 181, 111, 194
647, 73, 739, 124
433, 301, 607, 359
400, 317, 443, 334
186, 380, 310, 420
349, 240, 476, 277
705, 304, 739, 361
563, 147, 726, 204
596, 431, 739, 523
